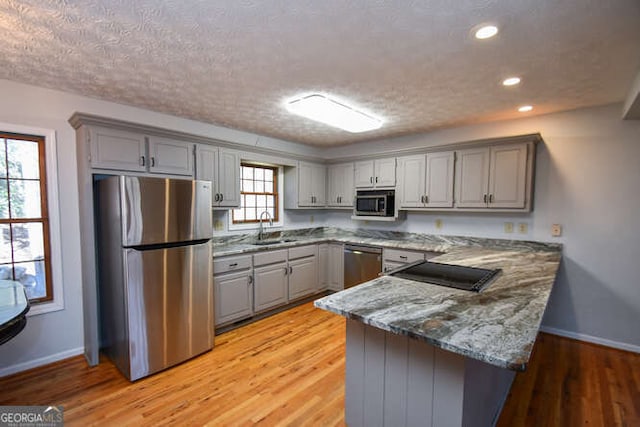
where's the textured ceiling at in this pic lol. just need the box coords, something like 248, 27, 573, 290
1, 0, 639, 146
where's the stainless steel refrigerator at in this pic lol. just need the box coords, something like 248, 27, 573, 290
95, 176, 213, 381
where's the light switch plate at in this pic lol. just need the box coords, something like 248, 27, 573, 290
435, 219, 443, 230
518, 223, 528, 234
504, 222, 514, 233
551, 224, 562, 237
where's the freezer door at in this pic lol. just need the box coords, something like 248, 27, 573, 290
121, 176, 212, 246
124, 241, 213, 381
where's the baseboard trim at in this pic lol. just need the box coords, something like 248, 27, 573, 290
0, 346, 85, 378
540, 326, 640, 354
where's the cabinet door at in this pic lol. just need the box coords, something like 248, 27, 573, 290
329, 244, 344, 291
218, 149, 241, 207
254, 261, 288, 313
425, 151, 455, 208
195, 144, 217, 185
312, 163, 327, 206
214, 270, 253, 326
288, 256, 317, 300
327, 163, 354, 207
297, 162, 314, 206
148, 136, 194, 176
398, 155, 426, 208
318, 244, 329, 291
339, 163, 355, 206
89, 127, 146, 172
327, 164, 342, 206
354, 160, 375, 188
488, 144, 528, 208
455, 148, 490, 208
375, 158, 396, 187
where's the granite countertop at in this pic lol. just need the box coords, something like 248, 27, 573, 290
212, 227, 562, 371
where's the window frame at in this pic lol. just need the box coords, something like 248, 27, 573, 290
0, 132, 53, 303
232, 162, 280, 225
0, 122, 64, 316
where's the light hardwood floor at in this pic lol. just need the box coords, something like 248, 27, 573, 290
1, 302, 638, 426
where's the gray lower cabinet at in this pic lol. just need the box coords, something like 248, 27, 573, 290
214, 269, 253, 326
254, 261, 288, 313
288, 254, 318, 300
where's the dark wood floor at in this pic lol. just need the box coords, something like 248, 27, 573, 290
1, 302, 638, 426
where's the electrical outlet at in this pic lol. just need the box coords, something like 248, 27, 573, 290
213, 220, 224, 231
504, 222, 514, 233
551, 224, 562, 237
518, 223, 528, 234
435, 219, 443, 230
310, 215, 314, 224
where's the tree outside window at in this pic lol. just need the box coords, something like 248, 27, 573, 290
0, 132, 53, 303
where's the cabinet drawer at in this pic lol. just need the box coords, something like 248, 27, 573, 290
383, 249, 424, 264
213, 255, 252, 275
289, 245, 317, 260
253, 249, 288, 267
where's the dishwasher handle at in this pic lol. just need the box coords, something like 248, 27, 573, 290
344, 244, 382, 255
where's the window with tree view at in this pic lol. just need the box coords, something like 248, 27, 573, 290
232, 163, 278, 224
0, 132, 53, 303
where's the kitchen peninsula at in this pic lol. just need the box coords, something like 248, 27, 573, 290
310, 229, 562, 427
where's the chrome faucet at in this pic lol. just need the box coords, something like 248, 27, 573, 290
258, 210, 273, 241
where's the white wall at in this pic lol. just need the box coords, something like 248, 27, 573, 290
0, 79, 320, 375
325, 103, 640, 350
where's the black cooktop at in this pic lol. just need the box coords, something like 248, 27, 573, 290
388, 260, 501, 292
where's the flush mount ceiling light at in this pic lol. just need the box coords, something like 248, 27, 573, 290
285, 94, 382, 133
474, 25, 499, 40
518, 105, 533, 112
502, 77, 521, 86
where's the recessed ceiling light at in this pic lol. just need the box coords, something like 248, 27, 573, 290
474, 25, 499, 40
518, 105, 533, 112
286, 94, 382, 133
503, 77, 521, 86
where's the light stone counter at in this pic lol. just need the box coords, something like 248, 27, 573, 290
213, 227, 562, 370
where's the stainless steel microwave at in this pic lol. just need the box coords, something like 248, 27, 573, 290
354, 190, 395, 216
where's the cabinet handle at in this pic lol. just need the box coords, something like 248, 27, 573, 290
289, 266, 293, 274
229, 263, 238, 267
370, 176, 373, 184
220, 193, 224, 202
214, 193, 219, 202
284, 267, 288, 276
375, 176, 379, 183
483, 194, 487, 203
248, 275, 253, 284
150, 157, 155, 167
425, 195, 429, 204
421, 195, 425, 203
399, 255, 407, 260
489, 194, 493, 203
140, 156, 146, 166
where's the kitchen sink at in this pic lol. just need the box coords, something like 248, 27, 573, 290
387, 260, 501, 292
251, 239, 295, 246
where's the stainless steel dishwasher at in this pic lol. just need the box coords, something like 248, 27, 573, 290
344, 244, 382, 288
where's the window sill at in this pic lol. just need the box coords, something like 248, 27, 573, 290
227, 222, 284, 232
27, 298, 64, 317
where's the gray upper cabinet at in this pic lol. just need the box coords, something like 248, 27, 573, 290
147, 136, 194, 176
89, 127, 146, 172
284, 161, 326, 208
89, 127, 193, 176
354, 158, 396, 188
455, 143, 530, 210
398, 151, 455, 209
195, 144, 241, 208
327, 162, 354, 207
